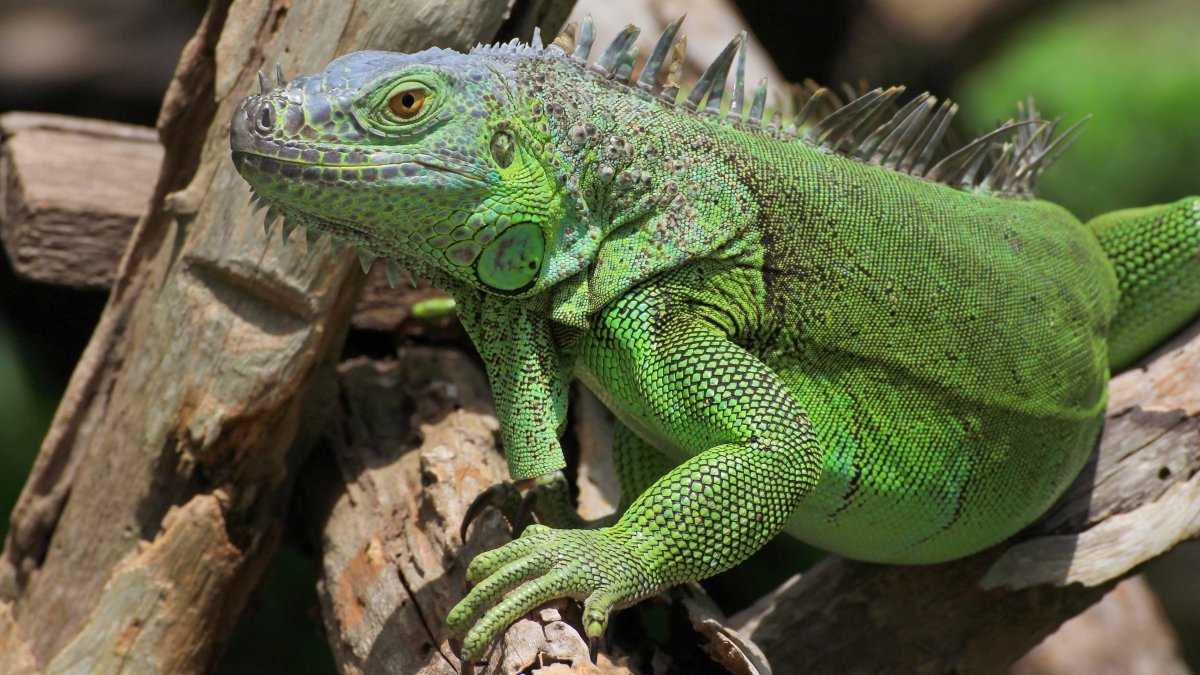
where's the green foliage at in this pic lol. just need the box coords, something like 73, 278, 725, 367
0, 318, 51, 541
957, 0, 1200, 219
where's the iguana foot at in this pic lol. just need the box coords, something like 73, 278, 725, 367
447, 524, 657, 662
460, 472, 614, 541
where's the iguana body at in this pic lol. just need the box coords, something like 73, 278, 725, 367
230, 19, 1200, 661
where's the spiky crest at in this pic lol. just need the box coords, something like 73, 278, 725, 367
477, 16, 1085, 198
244, 22, 1087, 260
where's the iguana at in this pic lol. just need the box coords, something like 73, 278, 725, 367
229, 17, 1200, 662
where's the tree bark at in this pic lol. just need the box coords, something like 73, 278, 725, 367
299, 351, 641, 674
0, 0, 556, 671
0, 113, 161, 289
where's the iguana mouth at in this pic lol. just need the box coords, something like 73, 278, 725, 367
231, 151, 488, 185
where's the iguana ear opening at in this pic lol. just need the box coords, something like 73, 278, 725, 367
490, 130, 515, 168
476, 222, 544, 294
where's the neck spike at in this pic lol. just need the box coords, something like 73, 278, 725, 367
727, 39, 748, 122
908, 101, 957, 175
613, 45, 640, 83
747, 78, 768, 126
636, 14, 685, 92
593, 24, 640, 76
684, 32, 744, 112
573, 16, 596, 61
792, 87, 827, 132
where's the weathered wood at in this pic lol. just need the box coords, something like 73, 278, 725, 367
0, 0, 534, 672
301, 352, 629, 674
729, 320, 1200, 673
1012, 576, 1190, 675
302, 351, 503, 674
0, 112, 161, 289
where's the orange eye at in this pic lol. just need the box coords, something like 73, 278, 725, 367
388, 89, 426, 119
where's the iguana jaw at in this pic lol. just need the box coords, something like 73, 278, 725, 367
231, 151, 488, 183
230, 113, 493, 283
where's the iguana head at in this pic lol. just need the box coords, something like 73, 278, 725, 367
231, 46, 568, 295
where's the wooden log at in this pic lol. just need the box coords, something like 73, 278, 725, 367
300, 350, 508, 674
299, 351, 624, 674
0, 112, 161, 289
1011, 576, 1190, 675
0, 0, 544, 671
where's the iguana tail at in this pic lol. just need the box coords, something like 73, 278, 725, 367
1087, 196, 1200, 372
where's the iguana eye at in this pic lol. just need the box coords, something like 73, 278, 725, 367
388, 88, 427, 118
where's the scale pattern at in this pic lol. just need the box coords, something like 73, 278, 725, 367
1089, 197, 1200, 370
228, 23, 1200, 663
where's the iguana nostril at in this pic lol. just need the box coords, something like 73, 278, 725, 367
255, 104, 275, 133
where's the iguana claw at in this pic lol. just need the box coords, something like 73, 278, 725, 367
588, 635, 600, 664
460, 482, 527, 542
461, 472, 611, 542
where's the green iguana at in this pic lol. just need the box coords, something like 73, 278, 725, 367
229, 17, 1200, 662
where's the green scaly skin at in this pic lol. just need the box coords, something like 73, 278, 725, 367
229, 33, 1200, 662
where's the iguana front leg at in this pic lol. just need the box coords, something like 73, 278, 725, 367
454, 292, 570, 480
454, 291, 604, 536
448, 290, 824, 660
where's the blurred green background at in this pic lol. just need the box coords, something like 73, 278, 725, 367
958, 0, 1200, 220
0, 0, 1196, 671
